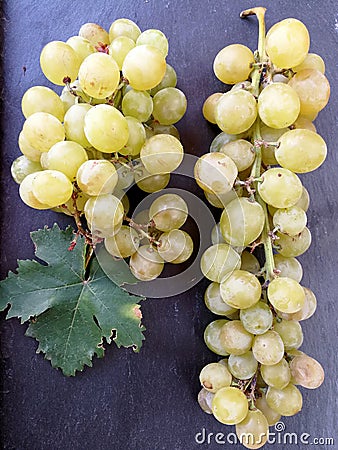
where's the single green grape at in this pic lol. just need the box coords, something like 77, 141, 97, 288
273, 206, 307, 236
220, 320, 253, 356
268, 277, 305, 313
199, 362, 232, 393
150, 63, 177, 96
219, 139, 255, 172
202, 93, 223, 124
149, 194, 188, 232
136, 28, 169, 57
18, 131, 42, 162
44, 141, 88, 181
84, 194, 124, 237
228, 351, 258, 380
200, 243, 241, 283
278, 287, 316, 321
261, 358, 291, 389
79, 22, 110, 46
11, 156, 42, 184
198, 388, 214, 415
289, 354, 324, 389
240, 251, 260, 274
276, 227, 312, 257
40, 41, 80, 85
266, 383, 303, 416
134, 165, 170, 193
64, 103, 92, 148
152, 87, 187, 125
213, 44, 254, 84
204, 319, 229, 356
204, 282, 237, 316
252, 331, 284, 366
109, 18, 141, 42
66, 36, 95, 63
21, 86, 65, 122
23, 112, 65, 153
235, 409, 269, 449
108, 36, 135, 69
105, 225, 140, 258
292, 53, 325, 73
258, 167, 303, 208
273, 320, 303, 350
212, 387, 249, 425
220, 270, 262, 309
140, 134, 183, 175
32, 170, 73, 207
273, 254, 303, 282
157, 229, 193, 263
122, 89, 153, 123
76, 159, 118, 196
255, 393, 281, 426
240, 302, 273, 335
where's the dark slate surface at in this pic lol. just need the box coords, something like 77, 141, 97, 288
1, 1, 338, 449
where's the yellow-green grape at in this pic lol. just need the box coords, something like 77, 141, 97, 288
18, 131, 42, 162
199, 363, 232, 393
252, 331, 284, 366
136, 29, 169, 57
288, 69, 330, 116
273, 320, 303, 350
76, 159, 118, 196
212, 387, 249, 425
258, 167, 302, 208
276, 128, 327, 173
108, 36, 135, 69
64, 103, 92, 148
268, 277, 305, 313
194, 152, 238, 195
219, 139, 255, 172
158, 229, 193, 263
278, 287, 316, 321
220, 197, 265, 247
150, 64, 177, 96
149, 194, 188, 232
220, 270, 261, 309
260, 124, 288, 165
19, 173, 50, 210
292, 116, 316, 132
134, 165, 170, 193
23, 112, 65, 153
240, 302, 273, 335
152, 87, 187, 125
204, 319, 229, 356
66, 36, 95, 63
84, 194, 124, 237
79, 22, 109, 46
145, 122, 180, 140
228, 351, 258, 380
129, 245, 164, 281
43, 141, 88, 181
140, 134, 183, 174
31, 170, 73, 207
84, 105, 129, 153
292, 53, 325, 73
258, 83, 300, 129
122, 45, 166, 91
255, 394, 281, 426
211, 223, 226, 244
109, 18, 141, 42
119, 116, 146, 156
240, 251, 260, 274
210, 131, 249, 153
204, 282, 237, 316
205, 188, 241, 210
273, 254, 303, 282
276, 227, 312, 257
202, 93, 223, 124
266, 18, 310, 68
200, 243, 241, 283
266, 383, 302, 416
78, 53, 120, 99
289, 354, 324, 389
231, 80, 252, 91
261, 359, 291, 389
215, 90, 257, 135
11, 156, 42, 184
40, 41, 80, 85
213, 44, 254, 84
273, 206, 307, 236
104, 225, 140, 258
220, 320, 253, 356
235, 409, 269, 449
21, 86, 65, 122
198, 388, 215, 415
59, 85, 78, 113
122, 89, 153, 122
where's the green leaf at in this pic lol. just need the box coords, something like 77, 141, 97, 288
0, 224, 145, 376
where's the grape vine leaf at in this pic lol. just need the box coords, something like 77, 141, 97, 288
0, 224, 146, 376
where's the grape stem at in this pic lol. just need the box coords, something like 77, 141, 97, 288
124, 216, 161, 247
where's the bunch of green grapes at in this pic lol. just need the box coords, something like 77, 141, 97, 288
197, 7, 327, 449
11, 18, 190, 279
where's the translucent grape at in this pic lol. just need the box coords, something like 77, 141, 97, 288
258, 168, 302, 208
130, 246, 164, 281
40, 41, 80, 85
78, 53, 120, 99
84, 104, 129, 153
76, 159, 118, 196
212, 387, 249, 425
252, 331, 284, 366
228, 351, 258, 380
215, 90, 257, 135
104, 225, 140, 258
258, 83, 300, 129
122, 89, 153, 122
145, 122, 180, 140
255, 393, 281, 426
204, 319, 229, 356
211, 223, 226, 244
273, 206, 307, 235
205, 188, 241, 209
32, 170, 73, 207
84, 194, 124, 237
289, 354, 324, 389
235, 409, 269, 449
23, 112, 65, 153
149, 194, 188, 231
199, 363, 232, 393
140, 134, 183, 174
276, 129, 327, 173
21, 86, 65, 122
136, 29, 169, 57
213, 44, 254, 84
261, 359, 291, 389
66, 36, 95, 63
219, 139, 255, 172
122, 45, 166, 91
79, 22, 110, 45
200, 244, 241, 283
158, 229, 193, 263
240, 302, 273, 335
220, 197, 265, 247
220, 270, 261, 309
198, 388, 214, 414
278, 287, 316, 321
109, 36, 135, 69
204, 282, 237, 316
273, 320, 303, 350
64, 103, 92, 148
18, 131, 42, 162
266, 18, 310, 68
292, 53, 325, 73
149, 64, 177, 95
134, 166, 170, 193
260, 125, 288, 165
202, 93, 223, 124
194, 152, 238, 195
220, 320, 253, 356
273, 254, 303, 282
240, 251, 260, 275
152, 87, 187, 125
11, 156, 42, 184
44, 141, 88, 181
268, 277, 305, 313
119, 116, 146, 156
210, 131, 249, 153
266, 383, 303, 416
109, 18, 141, 42
276, 227, 311, 257
19, 173, 50, 210
292, 116, 316, 132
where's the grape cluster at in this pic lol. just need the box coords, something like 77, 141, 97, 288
11, 19, 191, 280
197, 8, 327, 448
